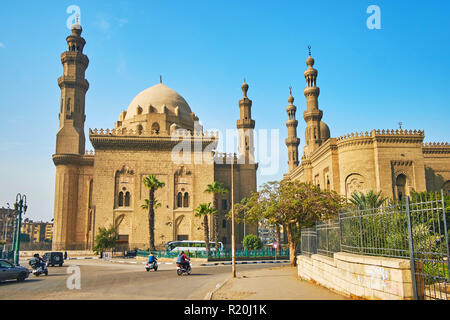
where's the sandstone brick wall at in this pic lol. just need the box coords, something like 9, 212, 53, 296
297, 252, 414, 300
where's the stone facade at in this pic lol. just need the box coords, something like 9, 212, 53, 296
52, 25, 257, 250
285, 50, 450, 199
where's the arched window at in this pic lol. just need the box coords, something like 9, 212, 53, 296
124, 192, 131, 207
396, 174, 407, 201
137, 124, 143, 135
151, 122, 160, 134
177, 192, 183, 208
183, 193, 189, 208
118, 192, 124, 207
137, 106, 143, 115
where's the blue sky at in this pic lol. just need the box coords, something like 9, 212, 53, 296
0, 0, 449, 222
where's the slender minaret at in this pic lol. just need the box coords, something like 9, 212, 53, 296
56, 22, 89, 154
285, 87, 300, 171
237, 80, 255, 164
52, 22, 89, 250
303, 46, 323, 157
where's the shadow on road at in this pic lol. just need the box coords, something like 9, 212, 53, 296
0, 278, 43, 285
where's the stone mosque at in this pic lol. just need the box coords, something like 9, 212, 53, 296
52, 24, 257, 250
52, 23, 450, 251
284, 47, 450, 200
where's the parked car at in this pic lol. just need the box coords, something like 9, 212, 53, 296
43, 252, 64, 267
0, 259, 29, 282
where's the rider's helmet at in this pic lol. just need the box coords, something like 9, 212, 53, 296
33, 253, 39, 258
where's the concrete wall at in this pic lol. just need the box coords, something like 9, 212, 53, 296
297, 252, 414, 300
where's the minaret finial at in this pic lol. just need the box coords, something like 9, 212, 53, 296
160, 75, 162, 84
308, 45, 311, 56
241, 79, 249, 98
289, 86, 292, 96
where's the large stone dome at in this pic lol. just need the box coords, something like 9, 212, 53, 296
124, 83, 192, 120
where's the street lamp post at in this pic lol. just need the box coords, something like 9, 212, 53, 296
231, 154, 236, 278
13, 194, 27, 266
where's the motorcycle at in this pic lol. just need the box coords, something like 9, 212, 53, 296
28, 259, 49, 277
176, 262, 191, 276
145, 261, 158, 272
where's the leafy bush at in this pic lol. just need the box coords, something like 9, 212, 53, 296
242, 234, 263, 250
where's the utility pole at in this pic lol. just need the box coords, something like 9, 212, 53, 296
13, 194, 27, 266
231, 153, 236, 278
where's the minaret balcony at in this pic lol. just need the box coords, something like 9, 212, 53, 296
286, 119, 298, 127
285, 137, 300, 146
303, 109, 323, 121
61, 51, 89, 67
237, 119, 255, 129
58, 76, 89, 91
304, 87, 320, 97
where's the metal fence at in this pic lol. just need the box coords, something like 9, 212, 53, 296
136, 248, 290, 260
301, 191, 449, 300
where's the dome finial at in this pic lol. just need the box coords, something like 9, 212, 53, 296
306, 45, 315, 67
160, 75, 162, 84
241, 79, 249, 98
288, 86, 294, 104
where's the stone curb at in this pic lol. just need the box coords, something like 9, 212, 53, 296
67, 257, 98, 260
204, 278, 231, 300
200, 260, 290, 266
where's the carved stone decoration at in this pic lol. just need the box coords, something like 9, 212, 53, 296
114, 165, 135, 209
345, 173, 366, 199
174, 166, 192, 209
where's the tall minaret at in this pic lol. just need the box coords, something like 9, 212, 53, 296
237, 80, 255, 164
303, 46, 323, 157
52, 22, 90, 250
56, 22, 89, 154
285, 87, 300, 171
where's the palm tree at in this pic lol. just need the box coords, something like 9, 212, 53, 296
194, 203, 218, 257
204, 181, 229, 252
142, 175, 165, 251
350, 190, 387, 210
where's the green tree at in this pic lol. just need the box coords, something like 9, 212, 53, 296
230, 181, 344, 266
242, 234, 263, 250
194, 203, 217, 257
93, 225, 118, 255
204, 181, 229, 252
349, 190, 387, 210
142, 175, 165, 251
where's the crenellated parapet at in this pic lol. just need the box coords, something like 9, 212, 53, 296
213, 152, 240, 165
336, 129, 425, 148
423, 142, 450, 154
89, 127, 218, 151
84, 150, 95, 156
89, 127, 218, 139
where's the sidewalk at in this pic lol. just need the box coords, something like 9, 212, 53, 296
210, 265, 349, 300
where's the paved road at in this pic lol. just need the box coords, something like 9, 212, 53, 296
0, 259, 287, 300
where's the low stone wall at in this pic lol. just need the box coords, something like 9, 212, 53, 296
20, 250, 95, 258
297, 252, 415, 300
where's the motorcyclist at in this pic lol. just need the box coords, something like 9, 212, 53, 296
177, 251, 190, 270
147, 252, 158, 264
32, 253, 46, 271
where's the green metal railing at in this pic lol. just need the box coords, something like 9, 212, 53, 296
301, 191, 450, 300
136, 248, 289, 259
